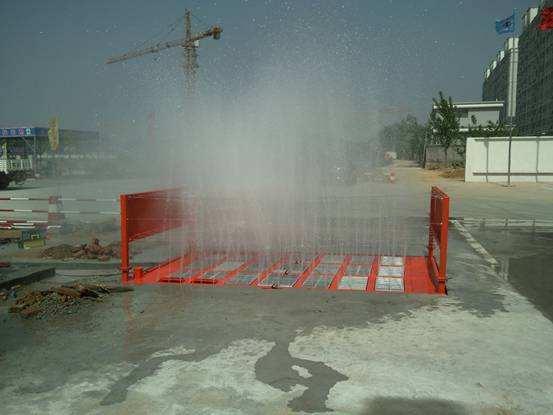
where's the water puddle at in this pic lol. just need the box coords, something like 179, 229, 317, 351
461, 220, 553, 321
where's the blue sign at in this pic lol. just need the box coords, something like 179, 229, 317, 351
0, 127, 40, 137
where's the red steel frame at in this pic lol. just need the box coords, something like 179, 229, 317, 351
120, 188, 193, 283
427, 186, 450, 294
120, 187, 450, 294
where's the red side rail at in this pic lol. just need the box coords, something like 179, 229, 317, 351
427, 186, 450, 294
120, 188, 193, 283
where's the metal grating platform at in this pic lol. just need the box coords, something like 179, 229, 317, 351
302, 275, 334, 288
338, 276, 369, 290
346, 263, 372, 276
213, 261, 247, 271
130, 253, 441, 295
378, 266, 404, 278
195, 271, 227, 281
380, 256, 404, 267
225, 274, 258, 285
375, 256, 405, 293
258, 274, 300, 288
321, 255, 346, 263
375, 277, 404, 292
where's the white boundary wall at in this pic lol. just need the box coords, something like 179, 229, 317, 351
465, 136, 553, 182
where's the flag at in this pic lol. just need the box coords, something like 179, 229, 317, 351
496, 13, 515, 34
539, 7, 553, 31
48, 117, 59, 151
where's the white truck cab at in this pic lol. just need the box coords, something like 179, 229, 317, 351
0, 140, 33, 190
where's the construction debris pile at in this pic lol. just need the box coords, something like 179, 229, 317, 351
41, 239, 120, 261
440, 168, 465, 179
7, 283, 133, 319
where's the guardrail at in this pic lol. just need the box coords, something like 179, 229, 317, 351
427, 186, 450, 294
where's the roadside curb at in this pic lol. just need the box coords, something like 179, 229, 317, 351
0, 266, 56, 290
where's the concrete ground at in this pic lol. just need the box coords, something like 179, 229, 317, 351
1, 167, 553, 414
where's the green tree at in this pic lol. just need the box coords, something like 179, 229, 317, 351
378, 115, 429, 163
456, 117, 512, 159
429, 92, 461, 165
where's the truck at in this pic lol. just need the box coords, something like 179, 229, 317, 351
0, 141, 33, 190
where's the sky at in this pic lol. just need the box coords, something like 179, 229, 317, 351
0, 0, 537, 141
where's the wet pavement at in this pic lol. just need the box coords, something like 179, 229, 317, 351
1, 228, 553, 414
459, 221, 553, 322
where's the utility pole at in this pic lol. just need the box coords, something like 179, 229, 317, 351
506, 116, 514, 187
107, 9, 222, 97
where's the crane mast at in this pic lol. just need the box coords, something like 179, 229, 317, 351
106, 9, 222, 96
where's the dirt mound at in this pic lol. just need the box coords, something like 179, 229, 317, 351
41, 239, 120, 261
8, 283, 133, 319
440, 168, 465, 179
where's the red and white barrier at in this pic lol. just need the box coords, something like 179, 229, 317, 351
0, 195, 120, 230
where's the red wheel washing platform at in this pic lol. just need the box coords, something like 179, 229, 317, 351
120, 187, 450, 295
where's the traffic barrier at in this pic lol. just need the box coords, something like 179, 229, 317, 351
0, 219, 48, 230
48, 196, 65, 226
0, 195, 119, 229
427, 186, 450, 294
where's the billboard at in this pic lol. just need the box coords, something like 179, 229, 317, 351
0, 127, 34, 137
48, 118, 59, 151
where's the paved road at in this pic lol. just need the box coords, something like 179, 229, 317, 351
2, 166, 552, 224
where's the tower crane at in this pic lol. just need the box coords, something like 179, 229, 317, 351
106, 9, 222, 96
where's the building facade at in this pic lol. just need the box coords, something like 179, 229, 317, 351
516, 5, 553, 135
482, 37, 518, 124
432, 101, 504, 133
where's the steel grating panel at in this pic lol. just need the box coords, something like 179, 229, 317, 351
338, 276, 369, 290
302, 275, 334, 288
378, 266, 404, 278
197, 271, 227, 280
171, 270, 201, 279
375, 277, 404, 292
380, 256, 404, 266
226, 274, 258, 285
246, 261, 277, 271
346, 264, 372, 276
213, 261, 246, 271
272, 270, 302, 278
321, 255, 346, 263
187, 257, 224, 269
314, 263, 341, 274
279, 260, 312, 273
259, 274, 299, 288
350, 255, 374, 265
